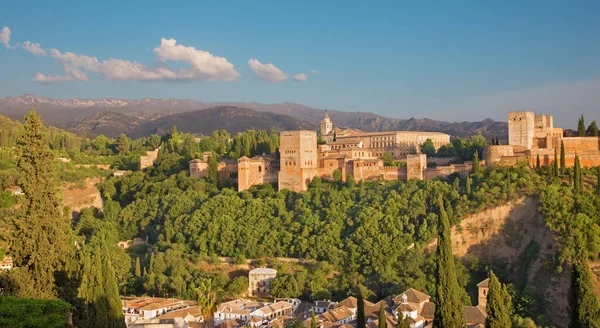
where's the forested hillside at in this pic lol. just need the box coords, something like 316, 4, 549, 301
0, 111, 599, 327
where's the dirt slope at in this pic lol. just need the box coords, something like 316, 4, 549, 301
61, 177, 103, 212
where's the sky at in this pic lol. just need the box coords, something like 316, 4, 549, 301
1, 1, 600, 127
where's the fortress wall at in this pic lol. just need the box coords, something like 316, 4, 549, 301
426, 163, 472, 180
562, 137, 600, 153
484, 145, 514, 167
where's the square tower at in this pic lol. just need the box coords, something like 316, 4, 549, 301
278, 130, 318, 192
508, 111, 535, 150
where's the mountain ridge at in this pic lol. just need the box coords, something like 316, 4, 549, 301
0, 94, 508, 139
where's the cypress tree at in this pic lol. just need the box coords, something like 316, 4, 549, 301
574, 155, 581, 193
466, 175, 472, 196
597, 166, 600, 196
472, 150, 481, 174
569, 258, 600, 327
357, 289, 366, 328
116, 133, 129, 155
587, 120, 599, 136
554, 148, 559, 177
311, 310, 317, 328
561, 141, 566, 174
485, 270, 511, 328
536, 154, 540, 169
433, 196, 465, 327
206, 152, 219, 188
10, 108, 73, 299
102, 252, 126, 328
78, 248, 108, 328
378, 303, 387, 328
578, 115, 586, 137
398, 315, 410, 328
135, 257, 142, 278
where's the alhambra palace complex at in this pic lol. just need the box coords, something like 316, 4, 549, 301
188, 111, 600, 192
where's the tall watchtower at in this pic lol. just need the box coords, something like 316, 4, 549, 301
278, 130, 318, 192
320, 111, 333, 137
508, 111, 535, 150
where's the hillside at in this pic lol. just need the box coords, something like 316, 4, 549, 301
127, 106, 316, 138
0, 94, 508, 139
66, 111, 145, 137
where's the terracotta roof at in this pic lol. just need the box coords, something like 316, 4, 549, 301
219, 319, 244, 328
257, 301, 292, 316
463, 306, 487, 324
321, 306, 354, 323
337, 296, 357, 309
399, 288, 430, 303
138, 298, 184, 311
420, 302, 436, 319
157, 306, 202, 320
396, 303, 417, 313
477, 278, 489, 288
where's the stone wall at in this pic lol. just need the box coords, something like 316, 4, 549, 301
426, 163, 472, 180
484, 145, 515, 167
140, 149, 159, 169
406, 154, 427, 180
238, 156, 279, 191
562, 137, 600, 153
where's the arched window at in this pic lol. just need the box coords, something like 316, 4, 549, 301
258, 166, 262, 172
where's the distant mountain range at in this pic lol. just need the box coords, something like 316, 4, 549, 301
0, 94, 508, 139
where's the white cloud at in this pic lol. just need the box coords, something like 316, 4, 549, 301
248, 58, 288, 83
1, 26, 11, 49
308, 69, 318, 74
153, 38, 239, 81
293, 73, 308, 82
19, 41, 46, 56
31, 38, 239, 83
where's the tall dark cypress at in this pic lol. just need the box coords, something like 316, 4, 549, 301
357, 289, 366, 328
433, 196, 465, 327
311, 310, 317, 328
103, 253, 126, 328
378, 303, 387, 328
561, 141, 566, 174
574, 155, 581, 193
206, 151, 219, 188
554, 148, 559, 177
578, 115, 586, 137
135, 257, 142, 278
485, 271, 511, 328
597, 166, 600, 196
10, 108, 73, 299
472, 150, 481, 174
536, 154, 540, 169
569, 259, 600, 327
398, 315, 410, 328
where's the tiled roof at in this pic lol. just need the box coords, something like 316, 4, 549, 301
399, 288, 430, 303
337, 296, 357, 309
257, 301, 292, 316
321, 306, 354, 323
464, 306, 487, 324
420, 302, 436, 319
157, 306, 202, 320
477, 278, 489, 288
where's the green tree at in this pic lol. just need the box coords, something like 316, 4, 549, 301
0, 296, 72, 328
574, 155, 581, 194
561, 141, 566, 174
472, 150, 481, 174
536, 154, 540, 170
311, 310, 317, 328
597, 166, 600, 196
78, 244, 125, 328
554, 148, 559, 177
587, 120, 599, 136
116, 133, 129, 155
398, 315, 410, 328
135, 257, 141, 278
485, 270, 511, 328
381, 152, 394, 166
578, 115, 586, 137
196, 278, 219, 328
10, 108, 73, 299
433, 196, 465, 327
206, 152, 219, 188
357, 289, 366, 328
466, 175, 472, 196
420, 139, 436, 157
378, 303, 387, 328
569, 258, 600, 327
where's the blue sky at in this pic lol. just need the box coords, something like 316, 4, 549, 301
1, 1, 600, 127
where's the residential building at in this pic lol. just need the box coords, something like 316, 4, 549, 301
248, 268, 277, 297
